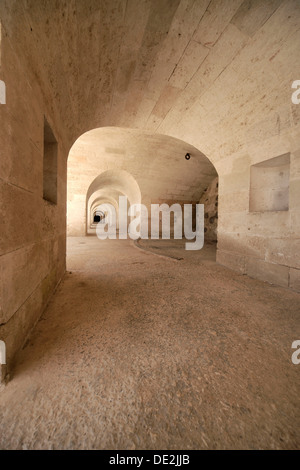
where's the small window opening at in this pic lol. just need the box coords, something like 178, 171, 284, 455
249, 153, 290, 212
43, 117, 58, 204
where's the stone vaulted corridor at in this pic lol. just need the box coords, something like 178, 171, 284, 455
0, 0, 300, 451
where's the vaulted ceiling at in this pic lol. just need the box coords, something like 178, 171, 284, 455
68, 127, 217, 206
1, 0, 299, 171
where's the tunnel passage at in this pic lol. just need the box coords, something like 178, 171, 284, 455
86, 169, 142, 236
67, 127, 218, 242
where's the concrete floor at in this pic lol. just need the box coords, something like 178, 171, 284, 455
0, 237, 299, 450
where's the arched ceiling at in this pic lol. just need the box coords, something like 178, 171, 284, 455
1, 0, 299, 167
86, 167, 141, 206
68, 127, 217, 204
90, 189, 125, 210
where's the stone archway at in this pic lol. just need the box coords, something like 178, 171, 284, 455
67, 127, 217, 241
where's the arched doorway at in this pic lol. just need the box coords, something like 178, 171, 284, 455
67, 126, 218, 243
85, 169, 142, 236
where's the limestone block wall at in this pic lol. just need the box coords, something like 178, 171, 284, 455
67, 195, 86, 237
0, 22, 67, 379
199, 177, 218, 242
216, 128, 300, 292
67, 128, 217, 237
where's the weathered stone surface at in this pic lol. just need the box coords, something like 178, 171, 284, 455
217, 249, 246, 274
289, 267, 300, 291
0, 238, 299, 449
245, 257, 289, 288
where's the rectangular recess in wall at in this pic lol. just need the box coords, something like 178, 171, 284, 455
249, 153, 290, 212
43, 117, 58, 204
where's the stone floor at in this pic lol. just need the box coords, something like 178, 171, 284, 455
0, 237, 299, 450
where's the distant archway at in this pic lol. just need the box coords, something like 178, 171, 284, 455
86, 169, 141, 235
67, 127, 218, 240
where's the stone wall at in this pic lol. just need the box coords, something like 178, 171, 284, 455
216, 143, 300, 292
200, 177, 218, 242
0, 16, 67, 380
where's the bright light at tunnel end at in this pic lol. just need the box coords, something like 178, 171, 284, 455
95, 196, 204, 251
